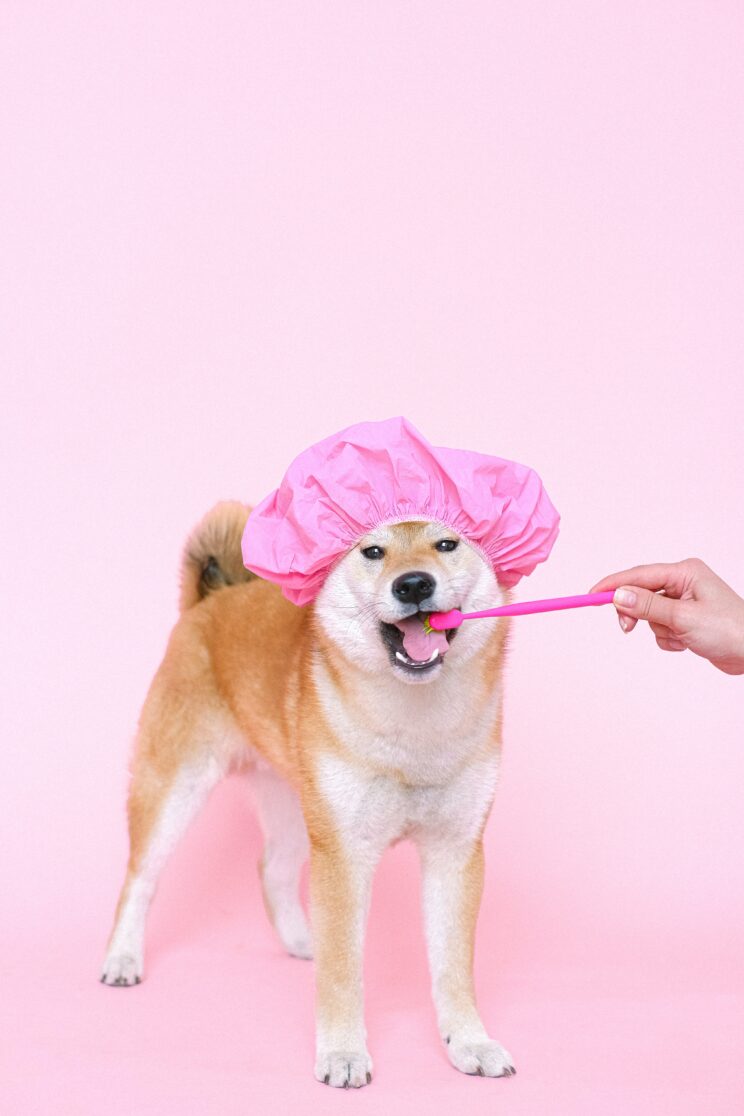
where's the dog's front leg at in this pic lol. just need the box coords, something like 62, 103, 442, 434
419, 836, 516, 1078
309, 836, 377, 1088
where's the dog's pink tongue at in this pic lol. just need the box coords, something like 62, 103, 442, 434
393, 616, 449, 662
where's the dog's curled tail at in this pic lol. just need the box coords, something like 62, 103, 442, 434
179, 500, 257, 612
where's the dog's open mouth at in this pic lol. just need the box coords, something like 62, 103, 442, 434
380, 613, 458, 674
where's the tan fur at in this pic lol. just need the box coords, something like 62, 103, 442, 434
179, 499, 256, 612
103, 502, 514, 1083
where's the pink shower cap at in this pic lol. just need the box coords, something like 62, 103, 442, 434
242, 416, 560, 606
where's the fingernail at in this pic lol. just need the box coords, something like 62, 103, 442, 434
618, 614, 631, 633
614, 588, 636, 607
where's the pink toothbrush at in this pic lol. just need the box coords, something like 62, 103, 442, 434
426, 591, 616, 631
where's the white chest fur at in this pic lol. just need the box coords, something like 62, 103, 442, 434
315, 748, 501, 854
311, 659, 503, 851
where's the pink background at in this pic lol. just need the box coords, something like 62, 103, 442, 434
3, 3, 743, 1113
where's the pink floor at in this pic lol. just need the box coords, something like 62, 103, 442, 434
6, 774, 742, 1116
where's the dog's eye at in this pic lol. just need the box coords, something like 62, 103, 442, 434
361, 545, 385, 560
435, 539, 459, 552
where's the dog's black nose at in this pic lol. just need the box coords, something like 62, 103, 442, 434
392, 571, 436, 605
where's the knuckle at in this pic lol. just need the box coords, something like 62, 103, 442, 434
685, 557, 706, 573
677, 600, 692, 626
640, 593, 654, 620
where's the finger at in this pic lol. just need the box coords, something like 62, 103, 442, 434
613, 585, 680, 629
656, 637, 687, 652
649, 621, 678, 640
589, 563, 688, 597
617, 613, 637, 633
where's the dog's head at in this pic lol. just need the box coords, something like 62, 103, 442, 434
314, 520, 506, 685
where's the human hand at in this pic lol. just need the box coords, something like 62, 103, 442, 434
589, 558, 744, 676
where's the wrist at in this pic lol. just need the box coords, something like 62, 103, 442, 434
732, 632, 744, 674
713, 612, 744, 675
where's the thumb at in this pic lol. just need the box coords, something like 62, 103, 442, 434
613, 586, 679, 629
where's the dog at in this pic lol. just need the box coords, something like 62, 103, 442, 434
101, 499, 516, 1087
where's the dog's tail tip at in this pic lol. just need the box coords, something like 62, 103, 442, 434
179, 500, 256, 612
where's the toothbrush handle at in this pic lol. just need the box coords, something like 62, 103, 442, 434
463, 591, 616, 620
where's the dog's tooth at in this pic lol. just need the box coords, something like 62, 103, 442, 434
395, 648, 441, 668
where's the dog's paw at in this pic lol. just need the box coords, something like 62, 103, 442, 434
285, 932, 313, 960
315, 1049, 373, 1088
447, 1038, 515, 1078
100, 953, 142, 987
271, 903, 313, 960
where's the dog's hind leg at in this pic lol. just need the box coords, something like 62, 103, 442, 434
100, 749, 225, 987
251, 762, 312, 959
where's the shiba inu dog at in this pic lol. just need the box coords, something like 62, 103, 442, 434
101, 500, 516, 1087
